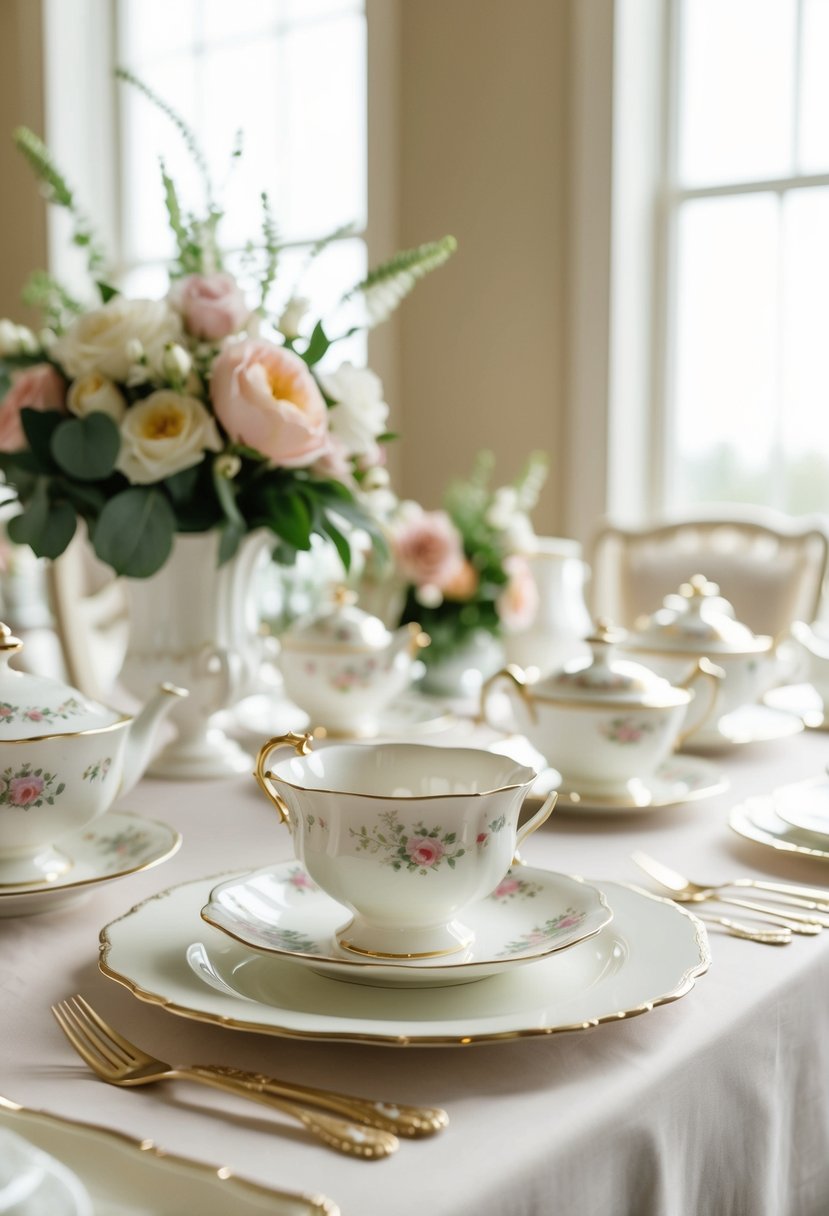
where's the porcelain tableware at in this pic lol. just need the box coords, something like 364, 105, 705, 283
99, 875, 710, 1045
763, 682, 829, 730
730, 797, 829, 861
277, 590, 429, 737
0, 625, 186, 886
769, 773, 829, 837
481, 621, 720, 798
784, 620, 829, 706
253, 734, 556, 959
620, 575, 787, 741
201, 861, 612, 987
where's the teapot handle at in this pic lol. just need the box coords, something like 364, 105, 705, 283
254, 732, 314, 828
676, 658, 724, 746
478, 665, 536, 729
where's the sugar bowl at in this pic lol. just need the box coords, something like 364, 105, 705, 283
277, 589, 428, 736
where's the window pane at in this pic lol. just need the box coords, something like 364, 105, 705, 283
780, 188, 829, 512
668, 194, 780, 508
798, 0, 829, 173
271, 236, 367, 368
119, 0, 199, 62
202, 0, 278, 42
676, 0, 796, 186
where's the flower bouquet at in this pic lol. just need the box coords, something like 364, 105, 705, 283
0, 71, 456, 580
384, 451, 548, 682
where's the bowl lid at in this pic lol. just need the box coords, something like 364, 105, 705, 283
279, 588, 394, 654
0, 624, 121, 739
533, 620, 691, 707
628, 575, 771, 655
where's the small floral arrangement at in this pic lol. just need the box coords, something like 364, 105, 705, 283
385, 451, 548, 665
0, 71, 456, 578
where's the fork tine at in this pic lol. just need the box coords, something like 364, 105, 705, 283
63, 997, 130, 1069
51, 1002, 114, 1076
72, 994, 141, 1064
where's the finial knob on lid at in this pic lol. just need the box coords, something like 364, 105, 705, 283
0, 624, 22, 653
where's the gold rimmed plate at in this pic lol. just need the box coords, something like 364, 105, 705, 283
200, 861, 612, 988
99, 873, 709, 1046
730, 796, 829, 859
0, 810, 180, 917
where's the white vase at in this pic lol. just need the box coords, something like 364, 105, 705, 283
120, 531, 272, 779
419, 631, 505, 700
501, 537, 592, 677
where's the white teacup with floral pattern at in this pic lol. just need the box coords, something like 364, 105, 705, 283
254, 733, 556, 959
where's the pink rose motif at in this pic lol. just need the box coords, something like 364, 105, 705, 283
496, 555, 539, 633
0, 364, 67, 452
493, 876, 520, 898
9, 775, 45, 806
169, 272, 249, 341
24, 710, 44, 721
210, 339, 329, 468
476, 832, 489, 845
558, 914, 582, 929
391, 510, 465, 591
406, 836, 446, 867
0, 706, 13, 718
288, 871, 316, 891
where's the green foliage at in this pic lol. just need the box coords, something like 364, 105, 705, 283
93, 487, 176, 577
51, 414, 120, 481
20, 271, 83, 331
344, 235, 458, 328
6, 478, 76, 560
258, 191, 279, 311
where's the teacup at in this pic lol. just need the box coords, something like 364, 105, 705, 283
786, 620, 829, 706
253, 733, 556, 959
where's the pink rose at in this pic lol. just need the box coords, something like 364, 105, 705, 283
170, 273, 249, 341
24, 710, 44, 721
210, 339, 329, 467
312, 433, 355, 485
0, 364, 67, 452
406, 836, 445, 867
496, 555, 539, 632
9, 775, 44, 806
392, 510, 465, 590
493, 877, 520, 898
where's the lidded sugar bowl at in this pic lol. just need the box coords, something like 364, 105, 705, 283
481, 620, 721, 796
277, 589, 429, 736
0, 624, 186, 885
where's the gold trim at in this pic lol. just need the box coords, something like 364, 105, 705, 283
730, 801, 829, 860
0, 812, 181, 899
625, 639, 772, 659
100, 874, 708, 1046
335, 933, 472, 960
0, 1095, 338, 1215
0, 715, 131, 745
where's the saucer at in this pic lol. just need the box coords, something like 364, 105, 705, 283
729, 796, 829, 861
231, 690, 455, 740
99, 874, 710, 1046
768, 776, 829, 837
763, 684, 829, 731
683, 703, 803, 751
200, 862, 612, 988
0, 811, 181, 917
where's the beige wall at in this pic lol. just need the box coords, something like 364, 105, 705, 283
394, 0, 570, 532
0, 0, 46, 327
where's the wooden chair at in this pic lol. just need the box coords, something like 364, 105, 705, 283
589, 507, 829, 637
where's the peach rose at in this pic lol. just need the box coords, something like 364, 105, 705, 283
391, 509, 465, 590
0, 364, 67, 452
443, 558, 479, 602
210, 339, 329, 467
169, 273, 249, 341
497, 555, 539, 632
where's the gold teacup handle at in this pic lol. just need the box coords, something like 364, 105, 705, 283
515, 790, 558, 851
675, 658, 725, 747
254, 732, 314, 828
478, 665, 536, 727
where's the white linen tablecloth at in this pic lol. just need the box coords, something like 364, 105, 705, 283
2, 717, 829, 1216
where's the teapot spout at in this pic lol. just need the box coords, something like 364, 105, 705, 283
121, 683, 188, 796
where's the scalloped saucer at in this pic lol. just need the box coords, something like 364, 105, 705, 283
764, 683, 829, 731
0, 810, 181, 917
201, 861, 612, 988
684, 703, 803, 751
729, 796, 829, 860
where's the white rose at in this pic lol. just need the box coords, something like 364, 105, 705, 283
116, 390, 222, 484
0, 320, 21, 356
15, 326, 38, 355
277, 296, 310, 339
162, 342, 192, 383
67, 374, 127, 423
318, 362, 389, 457
53, 299, 182, 383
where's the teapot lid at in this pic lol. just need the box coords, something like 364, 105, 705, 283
279, 588, 394, 654
0, 624, 122, 739
629, 575, 771, 655
532, 620, 691, 707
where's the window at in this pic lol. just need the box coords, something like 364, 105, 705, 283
661, 0, 829, 515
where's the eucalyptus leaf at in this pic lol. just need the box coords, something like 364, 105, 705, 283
51, 413, 120, 481
300, 320, 330, 367
8, 481, 76, 559
93, 487, 175, 578
21, 408, 63, 469
319, 512, 352, 573
267, 490, 312, 550
218, 520, 245, 565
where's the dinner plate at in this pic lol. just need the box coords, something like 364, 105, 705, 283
763, 683, 829, 731
0, 811, 180, 918
770, 775, 829, 837
0, 1097, 337, 1215
99, 874, 710, 1046
200, 862, 612, 988
729, 796, 829, 860
684, 703, 803, 751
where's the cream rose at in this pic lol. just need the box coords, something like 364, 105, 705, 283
318, 362, 389, 458
210, 338, 329, 468
67, 373, 127, 423
52, 298, 182, 383
116, 390, 222, 484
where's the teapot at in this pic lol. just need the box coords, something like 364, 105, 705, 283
481, 620, 721, 797
277, 589, 429, 736
620, 575, 786, 741
0, 624, 187, 885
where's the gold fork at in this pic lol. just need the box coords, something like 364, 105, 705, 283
52, 995, 398, 1159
